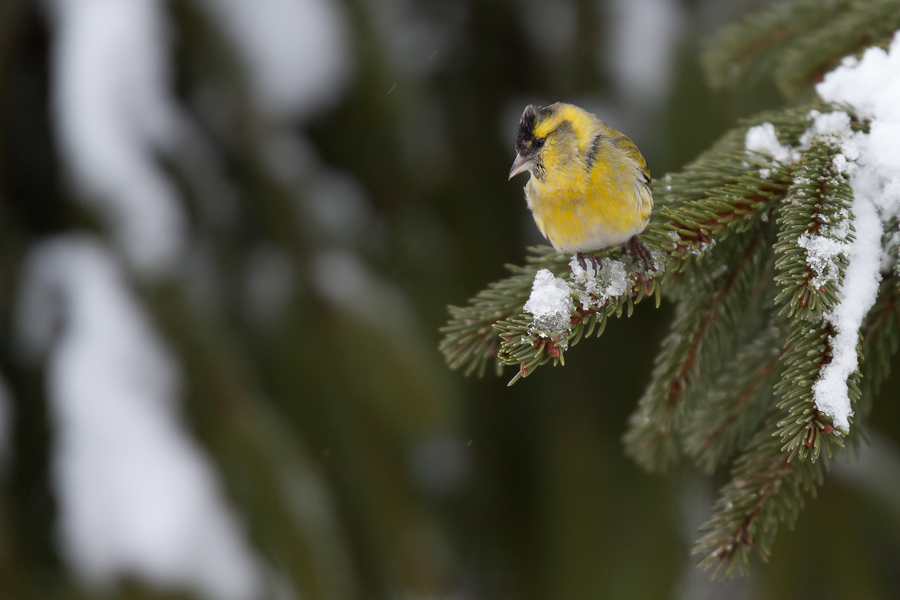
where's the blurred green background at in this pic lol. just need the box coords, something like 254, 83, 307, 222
2, 0, 900, 598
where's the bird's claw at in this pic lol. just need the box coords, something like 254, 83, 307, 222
622, 236, 654, 274
621, 236, 656, 297
575, 252, 603, 277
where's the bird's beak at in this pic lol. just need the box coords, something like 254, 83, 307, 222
508, 153, 535, 179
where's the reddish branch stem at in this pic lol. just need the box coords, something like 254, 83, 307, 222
664, 237, 762, 410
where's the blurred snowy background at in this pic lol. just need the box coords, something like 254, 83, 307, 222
2, 0, 900, 599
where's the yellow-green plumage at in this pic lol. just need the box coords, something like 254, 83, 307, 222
510, 103, 653, 254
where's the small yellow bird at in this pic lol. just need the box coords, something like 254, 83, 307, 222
508, 102, 653, 270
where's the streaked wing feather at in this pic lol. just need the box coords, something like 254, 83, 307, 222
610, 132, 651, 184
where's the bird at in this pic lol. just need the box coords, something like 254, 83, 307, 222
508, 102, 653, 272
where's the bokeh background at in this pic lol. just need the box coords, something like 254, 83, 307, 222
2, 0, 900, 599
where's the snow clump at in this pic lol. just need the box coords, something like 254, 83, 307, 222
745, 122, 801, 164
568, 256, 629, 308
524, 269, 574, 335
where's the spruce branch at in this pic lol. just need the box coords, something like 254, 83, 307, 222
648, 165, 791, 277
774, 0, 900, 99
682, 324, 785, 474
856, 270, 900, 423
439, 246, 570, 376
624, 227, 780, 472
773, 140, 855, 320
692, 414, 828, 579
649, 105, 825, 289
702, 0, 853, 93
774, 320, 853, 461
494, 250, 663, 385
703, 0, 900, 99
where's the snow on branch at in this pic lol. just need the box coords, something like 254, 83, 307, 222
801, 32, 900, 431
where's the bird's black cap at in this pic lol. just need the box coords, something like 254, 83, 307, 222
515, 104, 553, 153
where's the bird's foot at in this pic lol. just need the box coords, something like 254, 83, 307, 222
622, 236, 654, 273
575, 252, 603, 278
622, 236, 656, 296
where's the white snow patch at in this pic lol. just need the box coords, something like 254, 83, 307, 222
745, 122, 800, 164
800, 31, 900, 431
569, 256, 629, 307
813, 192, 880, 431
833, 153, 853, 177
524, 269, 574, 334
197, 0, 351, 121
568, 256, 601, 283
829, 208, 852, 240
15, 236, 261, 600
817, 34, 900, 220
797, 233, 848, 289
47, 0, 188, 275
690, 238, 717, 256
798, 110, 856, 149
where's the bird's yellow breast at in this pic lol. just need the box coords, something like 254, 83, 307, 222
526, 142, 651, 253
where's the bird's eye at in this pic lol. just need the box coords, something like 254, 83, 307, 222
533, 137, 545, 149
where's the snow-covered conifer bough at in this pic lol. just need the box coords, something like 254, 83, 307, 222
741, 32, 900, 433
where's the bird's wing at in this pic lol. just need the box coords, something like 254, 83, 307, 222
609, 133, 651, 185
